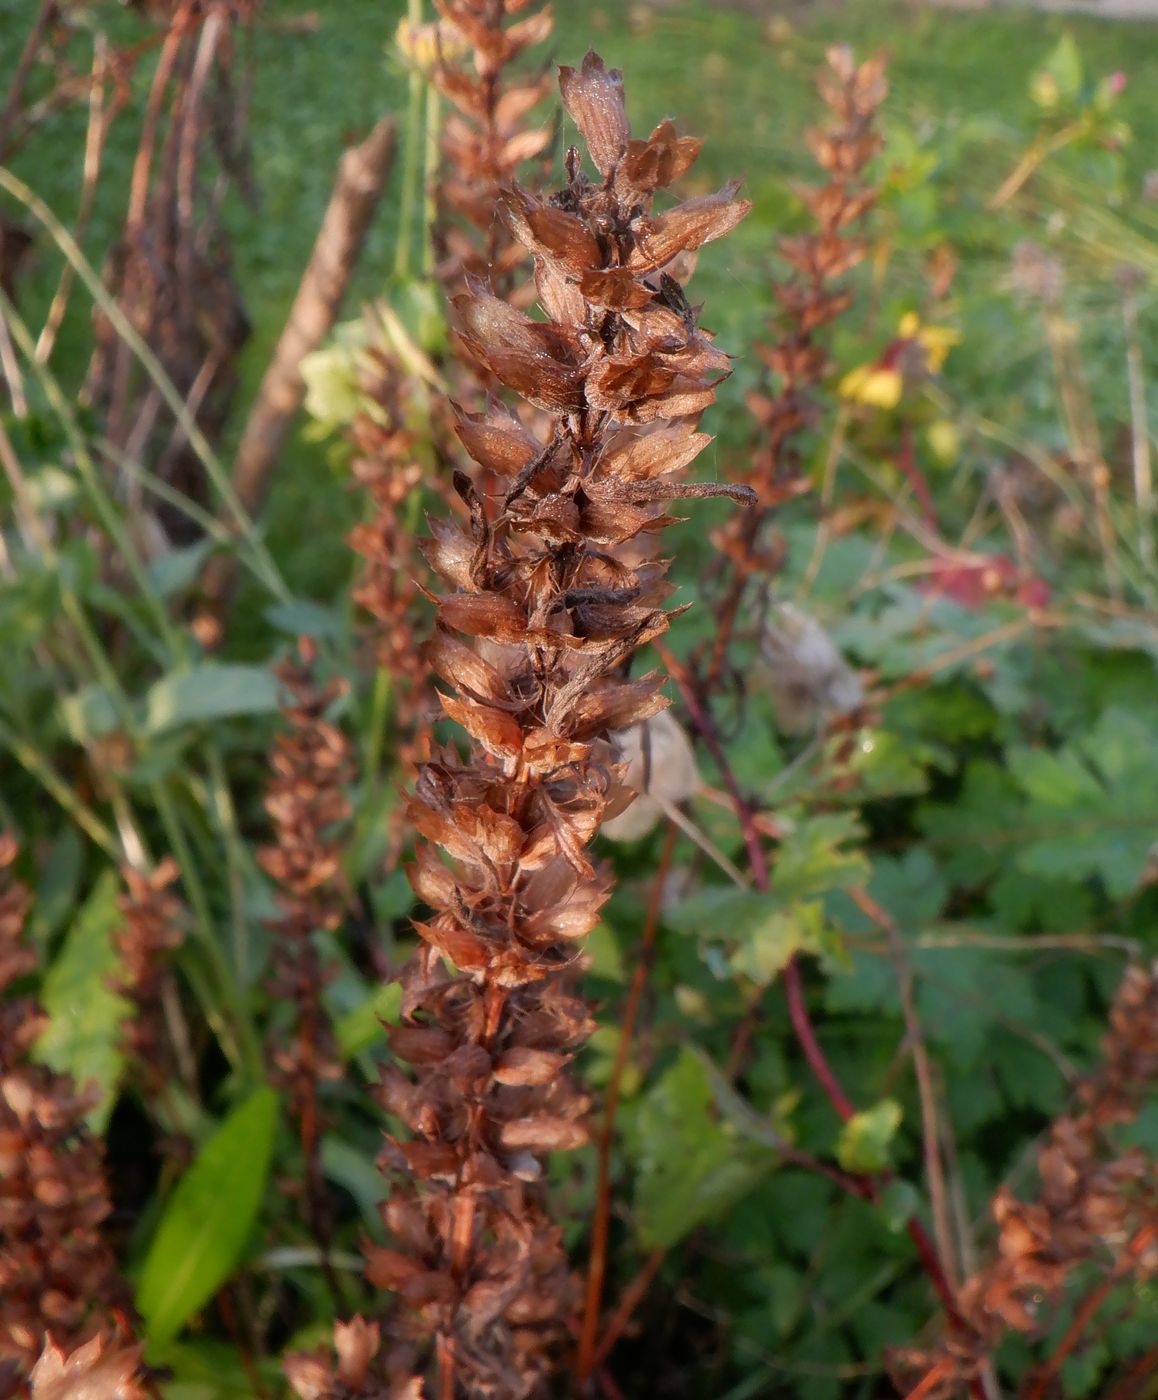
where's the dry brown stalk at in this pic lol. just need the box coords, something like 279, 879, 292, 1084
431, 0, 554, 308
355, 51, 753, 1399
704, 44, 886, 687
0, 836, 141, 1389
221, 114, 398, 534
260, 639, 353, 1163
116, 856, 184, 1084
892, 961, 1158, 1398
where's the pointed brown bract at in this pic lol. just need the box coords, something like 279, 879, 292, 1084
0, 837, 139, 1383
891, 961, 1158, 1397
369, 53, 752, 1399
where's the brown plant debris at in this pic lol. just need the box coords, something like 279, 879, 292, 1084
432, 0, 554, 304
284, 1316, 423, 1400
116, 856, 183, 1078
22, 1334, 147, 1400
366, 51, 753, 1400
891, 960, 1158, 1398
260, 638, 354, 1148
705, 45, 886, 683
0, 836, 138, 1384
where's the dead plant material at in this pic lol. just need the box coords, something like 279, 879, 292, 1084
285, 1316, 423, 1400
0, 836, 139, 1382
116, 856, 184, 1082
86, 1, 256, 545
222, 114, 398, 537
260, 639, 353, 1147
705, 44, 886, 684
431, 0, 554, 306
368, 52, 753, 1399
892, 961, 1158, 1398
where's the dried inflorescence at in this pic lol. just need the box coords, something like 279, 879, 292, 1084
893, 961, 1158, 1398
260, 638, 354, 1147
285, 1317, 422, 1400
367, 52, 752, 1398
0, 836, 137, 1383
116, 857, 183, 1077
20, 1334, 147, 1400
432, 0, 554, 305
705, 45, 886, 683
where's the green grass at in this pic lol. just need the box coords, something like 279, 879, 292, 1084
3, 0, 1157, 597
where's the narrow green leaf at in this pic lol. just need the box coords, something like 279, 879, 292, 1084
148, 539, 215, 599
137, 1086, 279, 1348
835, 1099, 902, 1174
144, 664, 281, 736
34, 870, 129, 1133
334, 981, 402, 1059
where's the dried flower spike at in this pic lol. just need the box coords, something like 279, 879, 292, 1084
0, 836, 137, 1380
368, 51, 752, 1399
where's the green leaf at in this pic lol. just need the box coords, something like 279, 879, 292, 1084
334, 981, 402, 1059
33, 870, 130, 1133
728, 900, 844, 983
878, 1179, 919, 1233
264, 599, 343, 641
29, 825, 84, 953
137, 1086, 279, 1348
147, 540, 215, 599
59, 683, 122, 744
771, 813, 868, 903
628, 1049, 775, 1249
835, 1099, 902, 1174
144, 665, 282, 736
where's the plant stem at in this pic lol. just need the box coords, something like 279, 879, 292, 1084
578, 824, 677, 1385
394, 0, 425, 281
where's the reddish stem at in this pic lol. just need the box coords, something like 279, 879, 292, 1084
1023, 1226, 1157, 1400
655, 638, 980, 1389
577, 825, 678, 1384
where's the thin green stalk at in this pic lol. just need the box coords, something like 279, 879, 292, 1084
204, 744, 251, 988
151, 777, 262, 1082
0, 714, 120, 857
422, 77, 441, 278
1, 291, 186, 659
0, 166, 288, 601
393, 0, 425, 281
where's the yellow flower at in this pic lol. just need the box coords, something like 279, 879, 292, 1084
899, 311, 960, 373
394, 18, 468, 74
839, 312, 960, 408
838, 363, 904, 410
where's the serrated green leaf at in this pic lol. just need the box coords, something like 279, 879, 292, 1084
628, 1049, 775, 1249
835, 1099, 902, 1173
33, 870, 130, 1133
137, 1086, 279, 1348
144, 665, 281, 736
772, 813, 868, 903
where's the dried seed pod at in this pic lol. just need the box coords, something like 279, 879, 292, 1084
367, 51, 753, 1398
758, 602, 863, 737
602, 709, 701, 842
